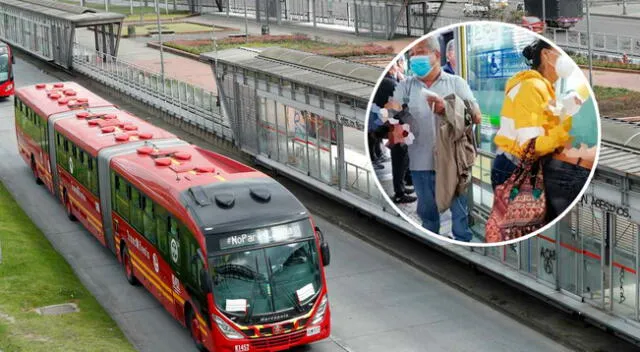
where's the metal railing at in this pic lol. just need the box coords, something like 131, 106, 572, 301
547, 28, 640, 59
72, 44, 234, 141
343, 159, 372, 196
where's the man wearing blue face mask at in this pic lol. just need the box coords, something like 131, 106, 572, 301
386, 36, 481, 242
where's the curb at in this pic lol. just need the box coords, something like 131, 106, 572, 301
146, 41, 205, 62
578, 64, 640, 75
591, 12, 640, 20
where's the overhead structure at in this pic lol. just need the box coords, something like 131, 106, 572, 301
202, 46, 376, 191
0, 0, 125, 68
186, 0, 445, 39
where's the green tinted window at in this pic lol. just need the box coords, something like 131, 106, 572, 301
130, 187, 143, 231
155, 205, 169, 255
115, 177, 130, 221
142, 197, 157, 245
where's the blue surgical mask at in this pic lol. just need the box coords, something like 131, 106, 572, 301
410, 55, 433, 78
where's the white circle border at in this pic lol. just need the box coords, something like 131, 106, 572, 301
362, 20, 603, 248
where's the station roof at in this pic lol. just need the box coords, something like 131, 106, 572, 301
0, 0, 125, 25
17, 82, 114, 120
201, 47, 382, 101
55, 108, 177, 157
599, 118, 640, 176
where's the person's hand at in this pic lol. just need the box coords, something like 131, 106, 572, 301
427, 95, 445, 115
380, 108, 389, 121
562, 143, 596, 162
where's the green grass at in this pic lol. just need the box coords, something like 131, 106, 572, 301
0, 183, 135, 352
165, 36, 394, 58
170, 39, 333, 54
124, 13, 191, 22
122, 22, 217, 37
570, 54, 640, 71
593, 86, 635, 100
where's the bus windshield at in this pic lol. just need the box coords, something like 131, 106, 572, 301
209, 221, 322, 324
0, 54, 9, 82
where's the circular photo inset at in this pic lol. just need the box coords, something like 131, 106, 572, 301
365, 21, 601, 246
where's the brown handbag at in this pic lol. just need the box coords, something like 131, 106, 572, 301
485, 139, 547, 243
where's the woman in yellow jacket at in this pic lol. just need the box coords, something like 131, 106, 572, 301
491, 39, 582, 192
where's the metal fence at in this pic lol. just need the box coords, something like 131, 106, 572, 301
71, 44, 235, 141
547, 28, 640, 59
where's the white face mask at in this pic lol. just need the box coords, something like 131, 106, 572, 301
555, 54, 574, 79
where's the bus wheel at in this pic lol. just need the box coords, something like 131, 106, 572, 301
31, 157, 43, 185
63, 191, 77, 222
187, 309, 207, 352
122, 246, 139, 286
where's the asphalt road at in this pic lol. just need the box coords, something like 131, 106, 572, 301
437, 2, 640, 38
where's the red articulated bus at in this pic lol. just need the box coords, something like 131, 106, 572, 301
15, 82, 332, 352
0, 42, 14, 97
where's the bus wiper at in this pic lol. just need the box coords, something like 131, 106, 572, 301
244, 256, 261, 324
289, 292, 304, 313
266, 256, 278, 313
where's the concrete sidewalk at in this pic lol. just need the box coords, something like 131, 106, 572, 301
76, 28, 216, 91
591, 2, 640, 19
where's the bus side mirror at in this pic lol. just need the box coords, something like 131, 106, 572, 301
321, 242, 330, 267
315, 226, 330, 266
200, 270, 212, 294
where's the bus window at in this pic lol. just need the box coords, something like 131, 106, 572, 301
115, 178, 130, 221
111, 172, 119, 211
142, 197, 157, 245
155, 206, 169, 255
0, 53, 9, 82
130, 187, 143, 232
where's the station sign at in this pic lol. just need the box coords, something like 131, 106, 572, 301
337, 113, 364, 131
580, 182, 640, 224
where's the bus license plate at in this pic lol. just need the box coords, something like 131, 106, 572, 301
307, 326, 320, 336
234, 344, 250, 352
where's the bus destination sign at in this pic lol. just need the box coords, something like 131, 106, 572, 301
219, 222, 309, 251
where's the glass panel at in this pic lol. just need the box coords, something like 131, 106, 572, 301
258, 97, 277, 158
465, 23, 537, 155
307, 113, 321, 179
276, 103, 288, 164
143, 198, 157, 245
287, 107, 309, 173
612, 215, 637, 319
520, 236, 538, 275
580, 205, 604, 303
319, 119, 337, 184
156, 206, 169, 256
486, 245, 501, 261
559, 210, 580, 294
505, 243, 518, 269
343, 124, 370, 196
538, 225, 558, 286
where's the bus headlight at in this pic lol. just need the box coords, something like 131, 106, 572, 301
311, 295, 328, 325
213, 315, 243, 340
5, 84, 12, 92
